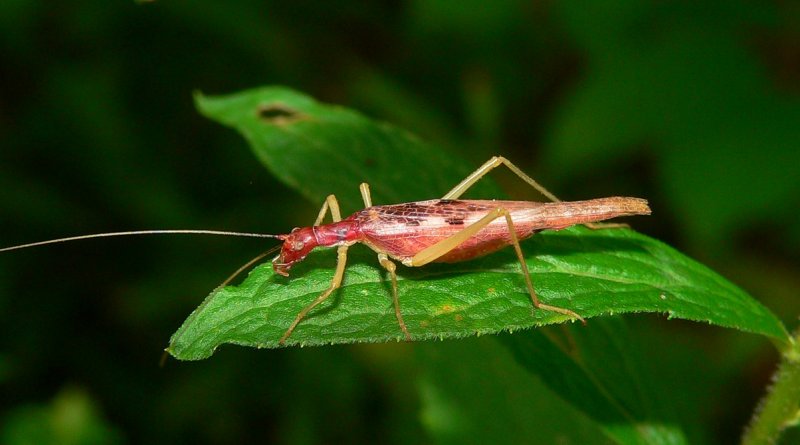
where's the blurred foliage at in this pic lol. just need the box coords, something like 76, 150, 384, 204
1, 387, 123, 445
1, 1, 798, 444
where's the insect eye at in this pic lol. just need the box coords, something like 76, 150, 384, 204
292, 240, 305, 251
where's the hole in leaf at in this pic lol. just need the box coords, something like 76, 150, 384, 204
256, 103, 305, 125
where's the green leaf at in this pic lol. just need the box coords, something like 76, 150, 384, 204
193, 86, 501, 206
168, 86, 788, 360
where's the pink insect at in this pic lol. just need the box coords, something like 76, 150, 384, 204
1, 156, 651, 345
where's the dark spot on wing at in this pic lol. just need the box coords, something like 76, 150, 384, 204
356, 203, 429, 227
256, 103, 306, 125
378, 202, 425, 216
356, 199, 495, 230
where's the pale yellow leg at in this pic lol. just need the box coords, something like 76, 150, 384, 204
279, 195, 346, 344
443, 156, 561, 202
410, 208, 507, 266
359, 183, 373, 208
314, 194, 343, 225
361, 182, 411, 340
215, 196, 342, 293
230, 196, 342, 298
377, 253, 411, 341
444, 156, 623, 230
279, 245, 349, 344
410, 208, 585, 323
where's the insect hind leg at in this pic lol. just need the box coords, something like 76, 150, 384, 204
497, 210, 585, 323
409, 207, 585, 324
443, 156, 561, 202
444, 157, 627, 231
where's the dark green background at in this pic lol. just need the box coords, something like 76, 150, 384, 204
1, 1, 798, 444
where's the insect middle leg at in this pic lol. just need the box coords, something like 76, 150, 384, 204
377, 252, 410, 340
361, 182, 411, 340
410, 208, 585, 323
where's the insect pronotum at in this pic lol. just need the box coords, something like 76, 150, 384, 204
1, 156, 651, 345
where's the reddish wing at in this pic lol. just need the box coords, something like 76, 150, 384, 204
352, 197, 651, 263
354, 199, 546, 262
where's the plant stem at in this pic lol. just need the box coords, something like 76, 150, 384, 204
742, 327, 800, 445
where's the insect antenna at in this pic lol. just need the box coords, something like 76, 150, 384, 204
0, 230, 280, 253
215, 244, 283, 290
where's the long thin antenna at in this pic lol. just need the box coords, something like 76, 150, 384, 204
215, 245, 282, 290
0, 230, 280, 253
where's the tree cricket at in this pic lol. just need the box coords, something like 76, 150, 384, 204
1, 156, 651, 345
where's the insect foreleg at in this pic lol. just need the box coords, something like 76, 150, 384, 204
376, 252, 410, 341
359, 183, 373, 208
443, 156, 561, 202
314, 195, 343, 226
408, 208, 585, 323
279, 245, 349, 345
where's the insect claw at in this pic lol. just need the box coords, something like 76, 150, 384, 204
537, 303, 586, 325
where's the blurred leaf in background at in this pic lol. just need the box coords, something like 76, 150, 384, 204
1, 387, 123, 445
544, 1, 800, 256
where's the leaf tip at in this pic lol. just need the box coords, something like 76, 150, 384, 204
192, 89, 208, 107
